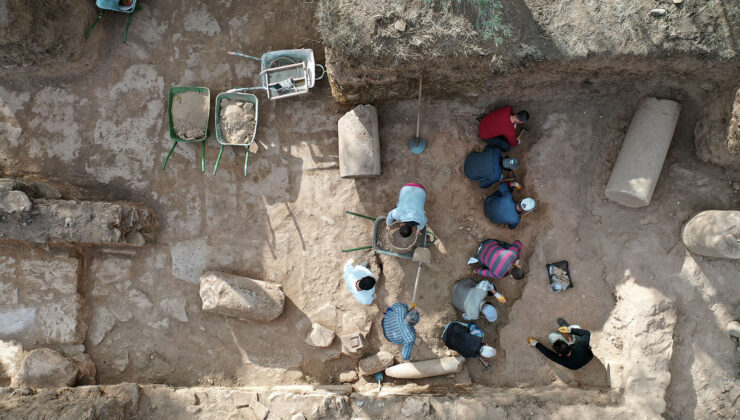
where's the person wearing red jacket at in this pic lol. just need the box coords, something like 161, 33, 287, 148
477, 106, 529, 151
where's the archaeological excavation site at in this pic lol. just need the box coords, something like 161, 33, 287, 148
0, 0, 738, 419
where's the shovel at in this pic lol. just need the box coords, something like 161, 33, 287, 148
408, 77, 427, 154
410, 247, 431, 304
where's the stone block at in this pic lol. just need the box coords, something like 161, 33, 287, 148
199, 271, 285, 322
0, 190, 32, 213
681, 210, 739, 259
340, 333, 367, 358
338, 105, 381, 178
11, 348, 78, 388
305, 324, 335, 348
338, 370, 358, 383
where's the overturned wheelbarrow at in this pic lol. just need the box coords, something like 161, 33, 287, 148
85, 0, 139, 43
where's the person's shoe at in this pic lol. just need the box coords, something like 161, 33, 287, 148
557, 317, 569, 327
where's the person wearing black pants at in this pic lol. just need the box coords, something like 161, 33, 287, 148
527, 318, 593, 370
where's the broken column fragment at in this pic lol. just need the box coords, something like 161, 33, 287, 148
0, 178, 156, 246
199, 271, 285, 322
359, 351, 394, 376
338, 105, 381, 178
681, 210, 740, 259
605, 97, 681, 208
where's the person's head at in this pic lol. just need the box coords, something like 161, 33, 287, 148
481, 303, 498, 322
512, 110, 529, 124
357, 276, 376, 291
480, 345, 496, 358
501, 157, 520, 170
553, 340, 571, 357
510, 265, 525, 280
405, 309, 420, 326
516, 197, 536, 214
399, 223, 413, 238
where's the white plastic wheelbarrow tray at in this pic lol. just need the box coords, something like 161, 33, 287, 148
227, 49, 325, 100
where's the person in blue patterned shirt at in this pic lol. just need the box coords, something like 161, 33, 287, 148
381, 302, 419, 360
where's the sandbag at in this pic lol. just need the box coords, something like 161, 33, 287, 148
681, 210, 740, 259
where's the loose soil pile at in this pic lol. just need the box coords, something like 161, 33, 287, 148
219, 99, 256, 144
171, 91, 209, 140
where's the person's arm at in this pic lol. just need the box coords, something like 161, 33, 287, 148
498, 182, 511, 197
535, 343, 563, 364
570, 328, 591, 345
344, 259, 355, 274
484, 136, 511, 152
511, 240, 523, 254
401, 341, 414, 361
475, 267, 495, 279
386, 210, 397, 226
468, 323, 483, 338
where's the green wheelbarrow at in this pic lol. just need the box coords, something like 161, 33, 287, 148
163, 86, 210, 172
213, 89, 259, 177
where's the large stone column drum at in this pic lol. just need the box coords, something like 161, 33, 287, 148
605, 97, 681, 208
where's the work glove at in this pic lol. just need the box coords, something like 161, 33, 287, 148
558, 326, 571, 334
528, 337, 538, 347
507, 181, 522, 190
494, 292, 506, 303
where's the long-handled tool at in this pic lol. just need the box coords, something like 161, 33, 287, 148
410, 247, 431, 304
408, 77, 427, 154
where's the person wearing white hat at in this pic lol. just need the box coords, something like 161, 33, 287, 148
442, 321, 497, 359
451, 278, 504, 322
483, 182, 536, 229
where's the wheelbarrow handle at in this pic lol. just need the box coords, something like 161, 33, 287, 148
213, 145, 224, 175
200, 140, 206, 172
85, 11, 104, 40
162, 141, 178, 170
228, 52, 261, 61
315, 64, 326, 81
341, 245, 373, 253
243, 149, 250, 177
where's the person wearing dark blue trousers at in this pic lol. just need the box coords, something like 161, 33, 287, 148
484, 184, 536, 229
464, 146, 520, 189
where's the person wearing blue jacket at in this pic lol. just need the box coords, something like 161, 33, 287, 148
386, 183, 427, 238
484, 183, 536, 229
464, 146, 520, 188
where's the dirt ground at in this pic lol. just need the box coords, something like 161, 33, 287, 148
0, 1, 739, 419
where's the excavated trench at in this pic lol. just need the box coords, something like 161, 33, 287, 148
1, 1, 738, 417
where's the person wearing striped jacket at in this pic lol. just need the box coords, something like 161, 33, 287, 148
468, 239, 525, 280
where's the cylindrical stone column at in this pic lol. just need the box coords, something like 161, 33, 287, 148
605, 97, 681, 208
384, 356, 464, 379
681, 210, 740, 259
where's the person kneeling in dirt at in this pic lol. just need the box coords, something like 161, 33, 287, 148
442, 321, 496, 359
382, 302, 420, 360
468, 239, 525, 280
386, 183, 427, 238
451, 278, 505, 322
343, 259, 377, 305
484, 182, 536, 229
464, 146, 520, 188
477, 106, 529, 152
528, 318, 593, 370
